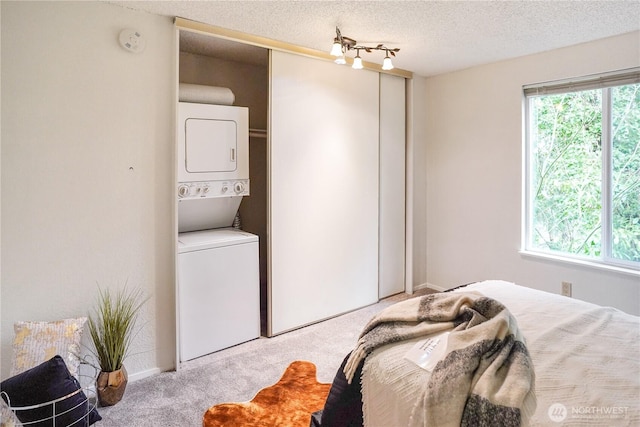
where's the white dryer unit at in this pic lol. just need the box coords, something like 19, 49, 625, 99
178, 102, 249, 183
177, 180, 249, 233
178, 228, 260, 361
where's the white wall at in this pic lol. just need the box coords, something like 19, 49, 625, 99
1, 1, 176, 378
424, 31, 640, 315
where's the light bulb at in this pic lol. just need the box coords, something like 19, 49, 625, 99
352, 55, 363, 70
382, 56, 394, 70
335, 54, 347, 65
330, 41, 343, 57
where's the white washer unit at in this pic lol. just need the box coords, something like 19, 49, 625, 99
178, 228, 259, 362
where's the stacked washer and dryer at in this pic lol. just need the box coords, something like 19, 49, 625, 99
176, 92, 260, 362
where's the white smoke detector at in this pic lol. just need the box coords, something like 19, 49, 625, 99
119, 29, 146, 53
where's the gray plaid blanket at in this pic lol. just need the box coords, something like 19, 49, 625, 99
344, 291, 536, 427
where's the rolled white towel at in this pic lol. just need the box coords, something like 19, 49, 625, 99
179, 83, 235, 105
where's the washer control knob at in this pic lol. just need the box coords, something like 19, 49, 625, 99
221, 185, 229, 193
202, 186, 210, 195
234, 182, 245, 193
178, 185, 190, 198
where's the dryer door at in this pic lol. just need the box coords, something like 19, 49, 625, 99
185, 118, 237, 173
178, 102, 249, 183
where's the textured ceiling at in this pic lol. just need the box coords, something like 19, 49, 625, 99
109, 1, 640, 77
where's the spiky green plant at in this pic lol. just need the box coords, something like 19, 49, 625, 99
88, 286, 149, 372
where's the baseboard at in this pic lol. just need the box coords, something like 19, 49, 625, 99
128, 367, 161, 382
414, 282, 447, 292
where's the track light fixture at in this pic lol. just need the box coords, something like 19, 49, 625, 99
329, 27, 399, 71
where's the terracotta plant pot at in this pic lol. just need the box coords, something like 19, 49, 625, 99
96, 365, 128, 406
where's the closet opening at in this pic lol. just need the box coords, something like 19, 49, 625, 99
178, 30, 270, 336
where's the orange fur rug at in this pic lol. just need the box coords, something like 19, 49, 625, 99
203, 360, 331, 427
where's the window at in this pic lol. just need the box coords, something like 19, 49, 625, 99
523, 69, 640, 271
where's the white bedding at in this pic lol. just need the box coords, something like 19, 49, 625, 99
361, 280, 640, 426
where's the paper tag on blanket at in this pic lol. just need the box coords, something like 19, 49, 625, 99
403, 332, 449, 372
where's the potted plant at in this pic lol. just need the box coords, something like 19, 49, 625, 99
87, 285, 148, 406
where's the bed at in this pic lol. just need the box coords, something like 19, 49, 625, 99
313, 280, 640, 426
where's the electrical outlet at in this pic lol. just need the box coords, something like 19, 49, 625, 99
561, 281, 572, 297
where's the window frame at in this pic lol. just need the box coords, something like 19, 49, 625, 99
522, 68, 640, 275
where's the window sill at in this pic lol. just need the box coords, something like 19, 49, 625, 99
519, 250, 640, 278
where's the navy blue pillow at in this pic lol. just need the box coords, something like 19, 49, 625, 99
0, 355, 101, 426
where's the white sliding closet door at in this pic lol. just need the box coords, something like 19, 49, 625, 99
379, 73, 406, 298
269, 50, 379, 335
